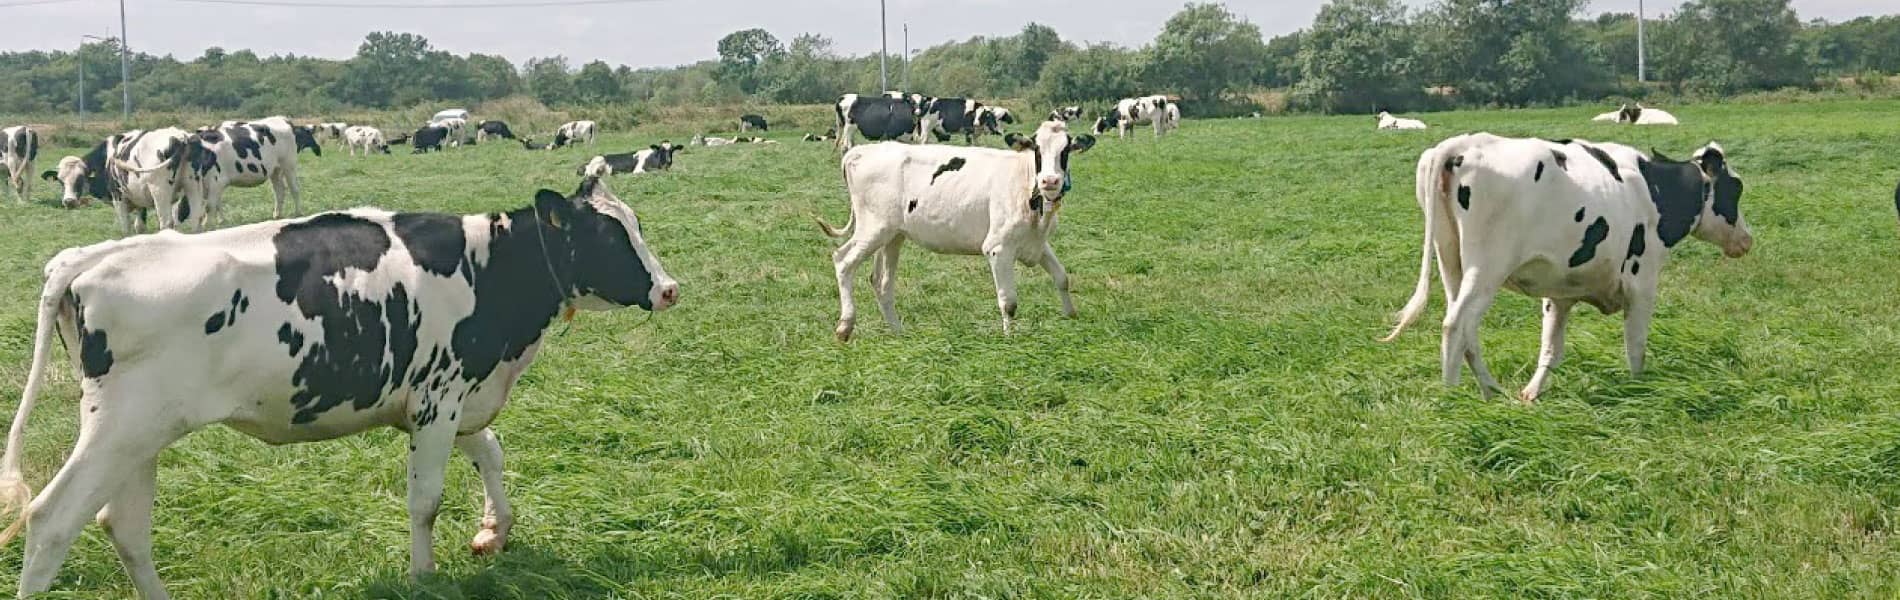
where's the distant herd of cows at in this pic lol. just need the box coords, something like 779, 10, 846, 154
0, 91, 1889, 599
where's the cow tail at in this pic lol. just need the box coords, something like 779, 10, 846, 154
1382, 144, 1461, 342
816, 152, 859, 239
0, 248, 94, 546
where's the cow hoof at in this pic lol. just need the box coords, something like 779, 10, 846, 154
470, 529, 507, 556
1517, 389, 1540, 405
835, 321, 854, 343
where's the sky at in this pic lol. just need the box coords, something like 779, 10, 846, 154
3, 0, 1893, 70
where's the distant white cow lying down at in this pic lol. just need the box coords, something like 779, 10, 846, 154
1382, 133, 1753, 402
1378, 111, 1428, 130
818, 120, 1097, 340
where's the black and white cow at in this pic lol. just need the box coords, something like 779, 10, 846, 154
186, 117, 320, 226
47, 129, 194, 234
475, 120, 516, 143
518, 137, 551, 151
1094, 95, 1178, 139
739, 114, 769, 132
1381, 134, 1753, 402
316, 122, 349, 140
1051, 106, 1082, 122
2, 125, 38, 203
344, 125, 391, 156
835, 93, 921, 150
555, 121, 598, 148
919, 97, 989, 145
412, 125, 451, 153
434, 118, 469, 148
802, 131, 837, 143
0, 176, 679, 599
818, 120, 1097, 340
577, 142, 681, 176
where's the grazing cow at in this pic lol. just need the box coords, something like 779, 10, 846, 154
1377, 111, 1429, 130
818, 120, 1097, 340
577, 142, 681, 176
184, 117, 319, 226
518, 137, 551, 151
1381, 134, 1753, 402
387, 133, 411, 147
0, 176, 678, 599
412, 125, 451, 153
1618, 103, 1680, 125
835, 93, 921, 150
475, 120, 516, 143
429, 109, 470, 124
2, 125, 38, 203
1051, 106, 1083, 122
435, 118, 469, 148
316, 122, 349, 139
802, 131, 837, 143
1094, 96, 1178, 138
47, 129, 193, 234
344, 125, 391, 156
919, 98, 991, 145
739, 114, 769, 132
555, 121, 598, 148
984, 107, 1016, 128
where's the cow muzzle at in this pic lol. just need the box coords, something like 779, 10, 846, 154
1724, 233, 1754, 259
651, 279, 681, 312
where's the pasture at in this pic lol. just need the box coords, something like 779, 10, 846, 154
2, 98, 1900, 597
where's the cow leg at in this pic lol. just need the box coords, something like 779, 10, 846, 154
985, 243, 1021, 334
270, 176, 289, 219
1623, 292, 1658, 377
153, 192, 178, 231
405, 411, 459, 577
18, 405, 177, 599
456, 428, 512, 557
831, 230, 890, 342
1521, 299, 1576, 404
872, 239, 903, 334
96, 457, 166, 600
113, 200, 133, 236
1033, 244, 1077, 318
1441, 267, 1507, 395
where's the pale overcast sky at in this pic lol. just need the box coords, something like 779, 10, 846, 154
4, 0, 1892, 70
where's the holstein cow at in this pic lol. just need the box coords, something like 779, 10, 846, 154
1381, 134, 1752, 402
835, 93, 921, 150
344, 125, 391, 156
739, 114, 769, 132
0, 176, 679, 599
1618, 103, 1680, 125
818, 120, 1097, 340
577, 142, 681, 176
187, 117, 321, 225
1591, 106, 1623, 123
411, 124, 451, 153
2, 125, 38, 203
48, 129, 194, 234
1094, 95, 1178, 139
1051, 106, 1083, 122
436, 118, 469, 148
316, 122, 349, 140
475, 120, 516, 143
555, 120, 598, 148
1377, 111, 1429, 130
919, 98, 990, 145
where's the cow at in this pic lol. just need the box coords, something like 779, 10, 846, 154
1591, 107, 1623, 123
475, 120, 516, 143
518, 137, 551, 151
577, 142, 681, 177
344, 125, 391, 156
1618, 103, 1680, 125
835, 93, 921, 150
46, 129, 193, 234
817, 120, 1097, 341
555, 121, 598, 147
412, 125, 451, 153
184, 117, 319, 225
2, 125, 38, 203
316, 122, 349, 140
739, 114, 769, 132
802, 131, 837, 143
919, 98, 990, 145
1377, 111, 1428, 130
1094, 96, 1178, 139
0, 175, 678, 599
1381, 134, 1753, 403
435, 118, 469, 148
984, 107, 1016, 128
387, 133, 412, 147
1051, 106, 1083, 122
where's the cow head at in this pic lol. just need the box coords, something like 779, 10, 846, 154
648, 142, 679, 170
43, 154, 96, 208
1689, 143, 1752, 258
293, 126, 323, 156
976, 108, 1003, 135
1091, 113, 1118, 136
534, 176, 678, 312
1618, 103, 1642, 124
1006, 121, 1096, 203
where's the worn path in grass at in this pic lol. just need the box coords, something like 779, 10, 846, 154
1, 100, 1899, 597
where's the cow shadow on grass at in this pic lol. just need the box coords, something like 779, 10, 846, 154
357, 541, 830, 599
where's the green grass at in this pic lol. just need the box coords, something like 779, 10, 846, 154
3, 99, 1900, 598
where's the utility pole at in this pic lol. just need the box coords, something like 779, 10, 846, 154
79, 34, 113, 122
118, 0, 131, 121
1637, 0, 1647, 83
902, 24, 910, 92
878, 0, 889, 92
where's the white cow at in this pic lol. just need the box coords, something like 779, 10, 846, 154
555, 120, 598, 147
316, 122, 349, 139
1591, 108, 1622, 122
1620, 103, 1680, 125
818, 120, 1097, 340
2, 126, 39, 203
0, 176, 679, 599
1377, 111, 1429, 130
343, 125, 390, 156
1381, 134, 1753, 402
47, 129, 193, 234
1093, 95, 1178, 139
435, 117, 469, 148
184, 117, 322, 227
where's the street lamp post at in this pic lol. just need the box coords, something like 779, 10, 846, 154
1637, 0, 1647, 83
878, 0, 889, 92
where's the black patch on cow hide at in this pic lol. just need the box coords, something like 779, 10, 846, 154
1569, 216, 1610, 268
204, 313, 227, 335
70, 292, 113, 378
1574, 207, 1586, 222
277, 322, 305, 356
1637, 156, 1707, 248
272, 213, 411, 424
1029, 196, 1043, 212
450, 200, 573, 384
1534, 161, 1545, 182
1576, 144, 1623, 181
931, 157, 966, 184
1627, 224, 1647, 259
907, 200, 918, 213
1457, 185, 1472, 210
393, 213, 466, 277
1551, 150, 1569, 171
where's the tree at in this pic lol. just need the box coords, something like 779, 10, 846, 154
716, 28, 784, 94
465, 53, 521, 100
1033, 44, 1143, 106
1146, 3, 1270, 103
1295, 0, 1424, 112
525, 56, 576, 105
1415, 0, 1608, 105
337, 32, 434, 108
1652, 0, 1811, 92
574, 60, 620, 104
763, 34, 851, 104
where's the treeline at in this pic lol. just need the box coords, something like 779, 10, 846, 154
0, 0, 1896, 118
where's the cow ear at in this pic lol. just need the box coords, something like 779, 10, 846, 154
534, 188, 572, 225
1070, 134, 1097, 154
1005, 133, 1033, 152
650, 144, 662, 152
40, 169, 56, 181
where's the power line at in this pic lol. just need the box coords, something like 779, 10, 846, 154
0, 0, 86, 8
166, 0, 665, 7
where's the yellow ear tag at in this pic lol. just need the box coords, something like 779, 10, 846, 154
548, 211, 563, 228
562, 305, 578, 323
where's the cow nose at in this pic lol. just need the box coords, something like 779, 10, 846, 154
1039, 174, 1063, 190
654, 281, 680, 311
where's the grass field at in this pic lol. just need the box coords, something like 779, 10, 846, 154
2, 99, 1900, 598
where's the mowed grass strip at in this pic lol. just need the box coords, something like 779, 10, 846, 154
0, 99, 1898, 598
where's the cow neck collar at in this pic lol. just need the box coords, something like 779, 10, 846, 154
528, 206, 575, 320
